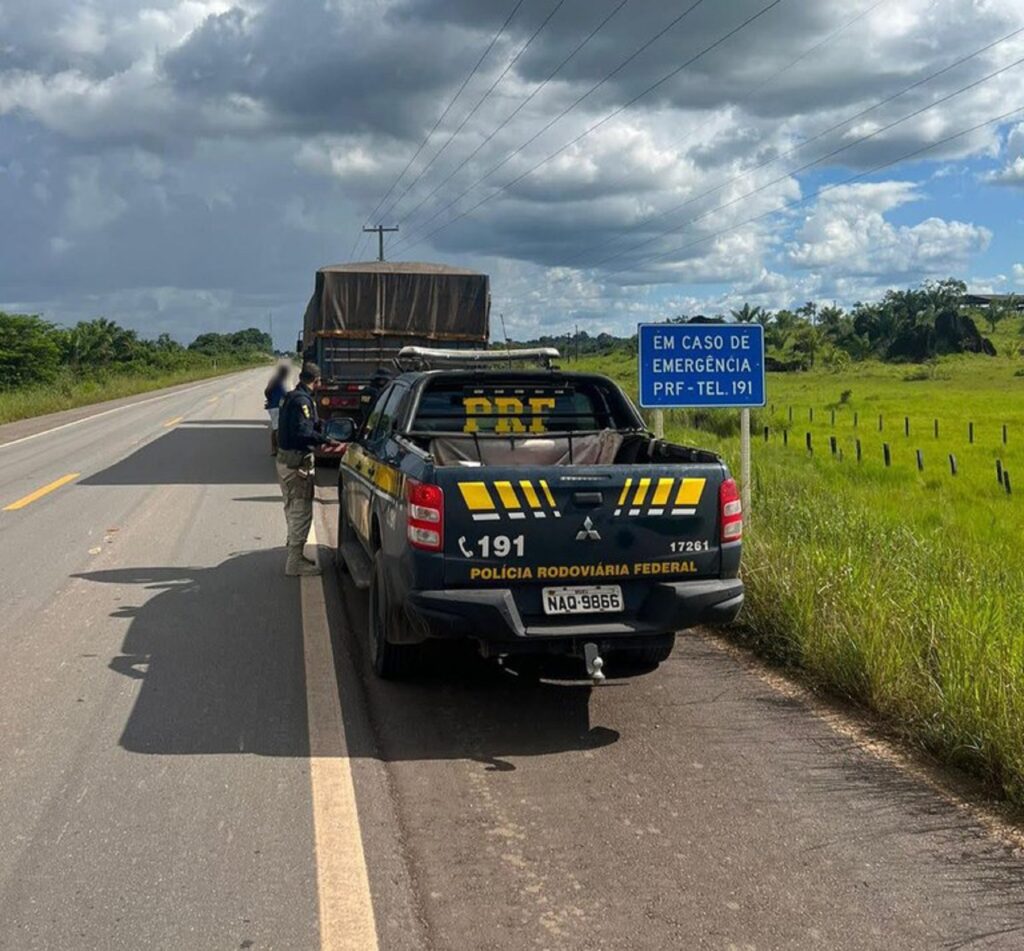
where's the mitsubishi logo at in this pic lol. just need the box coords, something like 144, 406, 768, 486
575, 516, 601, 542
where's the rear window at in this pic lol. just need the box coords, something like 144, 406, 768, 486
411, 379, 628, 434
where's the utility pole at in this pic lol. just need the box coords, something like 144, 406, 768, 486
362, 224, 399, 262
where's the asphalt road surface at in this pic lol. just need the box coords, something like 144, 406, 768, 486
1, 370, 1023, 951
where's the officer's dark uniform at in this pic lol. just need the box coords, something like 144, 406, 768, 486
276, 382, 328, 574
278, 383, 327, 454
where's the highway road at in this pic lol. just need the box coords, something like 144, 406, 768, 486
1, 369, 1023, 950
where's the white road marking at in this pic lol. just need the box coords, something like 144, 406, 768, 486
0, 372, 253, 451
301, 523, 379, 951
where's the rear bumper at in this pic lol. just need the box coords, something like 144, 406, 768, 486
405, 578, 743, 647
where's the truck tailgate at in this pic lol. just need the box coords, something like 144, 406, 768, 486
435, 464, 726, 587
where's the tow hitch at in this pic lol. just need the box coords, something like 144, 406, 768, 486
583, 642, 606, 685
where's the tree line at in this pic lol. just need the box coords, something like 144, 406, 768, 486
0, 313, 273, 390
512, 279, 1020, 370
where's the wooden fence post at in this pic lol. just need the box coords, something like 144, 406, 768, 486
969, 422, 974, 444
949, 454, 957, 476
856, 438, 862, 463
934, 419, 939, 439
830, 436, 837, 456
916, 449, 924, 471
806, 432, 812, 453
997, 460, 1004, 485
883, 443, 891, 467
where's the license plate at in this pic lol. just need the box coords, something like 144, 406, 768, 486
542, 585, 624, 616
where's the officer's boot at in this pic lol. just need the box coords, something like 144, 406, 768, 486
285, 545, 321, 576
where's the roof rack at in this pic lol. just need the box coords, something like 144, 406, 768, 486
395, 346, 561, 371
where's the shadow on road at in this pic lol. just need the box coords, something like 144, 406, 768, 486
73, 546, 616, 768
75, 550, 309, 756
326, 562, 620, 771
81, 422, 273, 485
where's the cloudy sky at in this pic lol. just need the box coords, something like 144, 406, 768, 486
2, 0, 1023, 345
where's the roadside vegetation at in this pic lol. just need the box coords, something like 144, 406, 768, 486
0, 313, 273, 424
571, 288, 1024, 806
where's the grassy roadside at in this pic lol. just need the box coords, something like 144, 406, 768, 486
0, 360, 271, 426
577, 349, 1024, 805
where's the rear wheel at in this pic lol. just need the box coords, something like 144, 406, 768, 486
368, 551, 420, 680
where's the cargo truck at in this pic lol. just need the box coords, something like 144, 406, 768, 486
298, 262, 490, 455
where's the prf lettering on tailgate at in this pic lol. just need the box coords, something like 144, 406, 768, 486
462, 396, 557, 434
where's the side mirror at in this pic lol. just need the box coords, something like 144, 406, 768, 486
324, 418, 356, 443
296, 337, 303, 355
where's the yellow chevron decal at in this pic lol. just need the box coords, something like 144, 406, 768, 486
617, 478, 633, 507
652, 478, 674, 507
632, 477, 652, 507
459, 482, 496, 512
519, 480, 542, 509
674, 478, 707, 507
494, 481, 521, 510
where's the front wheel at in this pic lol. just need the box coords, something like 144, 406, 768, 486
368, 552, 420, 680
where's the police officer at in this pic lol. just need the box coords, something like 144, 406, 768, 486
276, 362, 338, 576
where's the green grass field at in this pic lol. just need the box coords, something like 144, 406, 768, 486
0, 360, 270, 426
578, 329, 1024, 804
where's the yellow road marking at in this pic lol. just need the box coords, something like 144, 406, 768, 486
163, 415, 184, 428
207, 396, 220, 403
4, 473, 80, 511
301, 523, 379, 951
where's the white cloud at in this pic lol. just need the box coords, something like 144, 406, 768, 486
1, 0, 1021, 338
1014, 264, 1024, 285
786, 181, 990, 276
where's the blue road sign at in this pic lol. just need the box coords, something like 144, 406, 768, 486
638, 323, 766, 408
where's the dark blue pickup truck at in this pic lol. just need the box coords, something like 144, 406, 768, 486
335, 349, 743, 679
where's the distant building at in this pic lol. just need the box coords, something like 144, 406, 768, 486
961, 293, 1024, 311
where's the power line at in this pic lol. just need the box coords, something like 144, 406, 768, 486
498, 101, 1024, 318
388, 0, 714, 252
555, 0, 892, 267
588, 48, 1024, 274
392, 0, 631, 233
573, 22, 1024, 272
378, 0, 570, 226
350, 0, 526, 258
394, 0, 787, 255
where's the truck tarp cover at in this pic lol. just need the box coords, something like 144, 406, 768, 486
303, 262, 489, 341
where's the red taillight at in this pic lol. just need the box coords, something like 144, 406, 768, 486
719, 478, 743, 543
406, 479, 444, 552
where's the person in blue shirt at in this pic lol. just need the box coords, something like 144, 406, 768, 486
276, 362, 339, 576
263, 364, 289, 455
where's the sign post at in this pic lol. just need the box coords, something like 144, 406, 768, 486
638, 322, 766, 519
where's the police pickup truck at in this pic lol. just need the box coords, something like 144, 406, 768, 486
333, 348, 743, 679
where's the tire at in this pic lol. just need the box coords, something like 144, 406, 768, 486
613, 635, 676, 670
368, 551, 420, 680
335, 503, 350, 575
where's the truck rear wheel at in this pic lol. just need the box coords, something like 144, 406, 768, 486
369, 551, 420, 680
